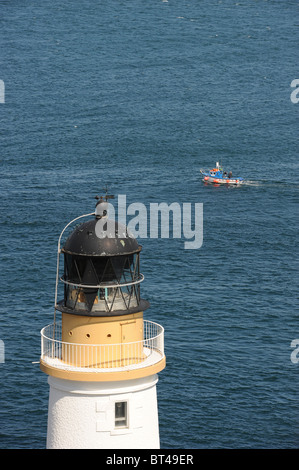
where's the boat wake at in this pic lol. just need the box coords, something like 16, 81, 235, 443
243, 179, 299, 188
242, 180, 263, 187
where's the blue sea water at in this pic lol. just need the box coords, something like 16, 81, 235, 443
0, 0, 298, 449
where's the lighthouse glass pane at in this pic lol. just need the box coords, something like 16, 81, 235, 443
63, 252, 141, 313
115, 402, 128, 428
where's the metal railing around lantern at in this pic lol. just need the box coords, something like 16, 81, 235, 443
40, 320, 164, 372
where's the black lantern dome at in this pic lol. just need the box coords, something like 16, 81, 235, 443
62, 219, 141, 257
55, 198, 149, 317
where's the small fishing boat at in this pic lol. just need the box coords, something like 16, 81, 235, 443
200, 162, 244, 185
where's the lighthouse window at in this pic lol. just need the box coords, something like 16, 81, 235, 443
115, 401, 128, 428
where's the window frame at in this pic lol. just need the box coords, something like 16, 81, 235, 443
114, 401, 128, 429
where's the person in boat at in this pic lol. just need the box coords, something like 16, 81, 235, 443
223, 171, 227, 176
228, 171, 232, 178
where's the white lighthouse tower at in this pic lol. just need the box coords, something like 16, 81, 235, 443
40, 196, 166, 449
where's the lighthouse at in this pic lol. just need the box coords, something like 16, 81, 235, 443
40, 196, 166, 449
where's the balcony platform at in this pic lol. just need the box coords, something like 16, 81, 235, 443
40, 320, 165, 382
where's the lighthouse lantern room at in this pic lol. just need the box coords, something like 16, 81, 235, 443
40, 196, 166, 449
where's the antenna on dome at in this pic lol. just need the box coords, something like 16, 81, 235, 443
95, 186, 114, 218
95, 187, 114, 204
